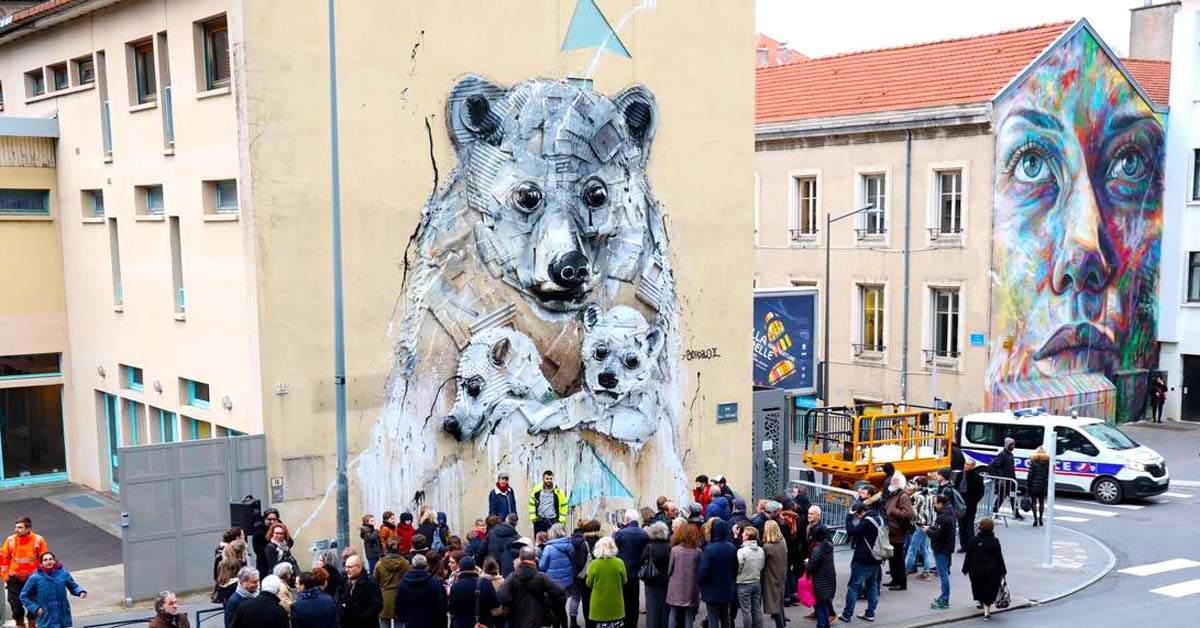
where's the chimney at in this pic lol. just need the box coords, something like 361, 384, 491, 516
1129, 1, 1179, 60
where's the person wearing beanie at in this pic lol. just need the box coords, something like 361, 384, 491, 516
448, 555, 500, 628
396, 512, 417, 555
230, 574, 288, 628
489, 472, 519, 519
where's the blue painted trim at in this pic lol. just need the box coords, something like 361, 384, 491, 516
103, 393, 120, 493
0, 116, 59, 138
0, 472, 69, 489
0, 372, 62, 382
186, 380, 210, 409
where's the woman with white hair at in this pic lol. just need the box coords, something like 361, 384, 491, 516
271, 562, 295, 614
586, 537, 627, 628
613, 509, 648, 628
641, 522, 672, 628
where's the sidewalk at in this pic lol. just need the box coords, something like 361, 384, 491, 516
782, 520, 1113, 627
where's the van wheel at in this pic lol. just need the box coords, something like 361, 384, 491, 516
1093, 477, 1122, 504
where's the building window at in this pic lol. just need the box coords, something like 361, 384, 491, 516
858, 284, 885, 354
935, 170, 963, 235
138, 185, 164, 215
1, 80, 5, 109
791, 176, 818, 239
49, 63, 69, 91
25, 69, 45, 97
82, 189, 104, 218
123, 365, 144, 392
153, 408, 176, 443
183, 416, 212, 440
132, 40, 156, 103
109, 218, 123, 307
75, 56, 95, 84
0, 189, 49, 216
1189, 252, 1200, 302
183, 378, 210, 409
0, 354, 61, 379
169, 216, 185, 314
202, 16, 231, 89
859, 173, 886, 235
1193, 149, 1200, 201
757, 49, 769, 66
931, 288, 960, 359
215, 180, 238, 212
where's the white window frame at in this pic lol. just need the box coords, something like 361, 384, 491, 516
926, 160, 969, 246
853, 166, 890, 246
922, 281, 965, 372
854, 280, 888, 362
787, 169, 821, 246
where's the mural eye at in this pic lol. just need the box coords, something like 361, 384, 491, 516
593, 343, 610, 360
582, 180, 608, 208
1015, 152, 1047, 182
1108, 147, 1148, 182
622, 353, 641, 370
512, 182, 544, 212
465, 377, 483, 398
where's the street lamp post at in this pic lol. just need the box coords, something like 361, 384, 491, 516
823, 204, 879, 405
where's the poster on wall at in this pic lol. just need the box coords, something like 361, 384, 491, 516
753, 290, 816, 394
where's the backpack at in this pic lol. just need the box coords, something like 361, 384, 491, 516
946, 487, 967, 519
864, 516, 893, 561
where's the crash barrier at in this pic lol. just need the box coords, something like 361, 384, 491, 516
976, 473, 1019, 528
82, 605, 223, 628
790, 479, 858, 545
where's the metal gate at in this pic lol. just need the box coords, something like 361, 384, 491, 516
119, 435, 267, 602
752, 388, 789, 501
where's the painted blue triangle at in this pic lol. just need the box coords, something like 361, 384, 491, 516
567, 442, 635, 507
561, 0, 631, 59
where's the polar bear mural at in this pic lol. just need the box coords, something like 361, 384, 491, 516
359, 76, 687, 527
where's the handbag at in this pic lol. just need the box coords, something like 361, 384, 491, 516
1020, 496, 1032, 513
637, 558, 662, 581
796, 573, 816, 608
474, 577, 489, 628
995, 577, 1011, 609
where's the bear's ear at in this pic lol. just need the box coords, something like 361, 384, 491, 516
613, 85, 657, 165
643, 326, 665, 359
447, 75, 507, 155
489, 337, 512, 367
580, 303, 604, 333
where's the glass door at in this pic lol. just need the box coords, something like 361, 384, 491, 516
0, 385, 68, 488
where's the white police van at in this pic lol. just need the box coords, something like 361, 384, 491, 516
957, 408, 1168, 504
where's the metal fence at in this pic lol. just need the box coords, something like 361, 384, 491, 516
976, 473, 1019, 527
82, 605, 223, 628
790, 479, 858, 545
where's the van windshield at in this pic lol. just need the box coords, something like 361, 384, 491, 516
1081, 423, 1139, 451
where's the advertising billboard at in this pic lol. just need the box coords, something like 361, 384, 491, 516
753, 289, 817, 394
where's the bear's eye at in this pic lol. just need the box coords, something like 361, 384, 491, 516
593, 343, 610, 360
622, 353, 641, 370
582, 179, 608, 208
464, 377, 483, 398
512, 182, 544, 212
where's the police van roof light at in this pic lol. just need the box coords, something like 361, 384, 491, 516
1013, 407, 1044, 418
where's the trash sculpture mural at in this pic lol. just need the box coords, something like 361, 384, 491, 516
359, 76, 686, 526
987, 29, 1163, 420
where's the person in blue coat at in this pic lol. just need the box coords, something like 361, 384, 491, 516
614, 510, 648, 628
488, 472, 519, 519
704, 496, 731, 523
539, 525, 576, 589
19, 552, 86, 628
291, 571, 339, 628
697, 519, 737, 628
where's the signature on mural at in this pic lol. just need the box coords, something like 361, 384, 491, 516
359, 76, 686, 522
988, 29, 1163, 418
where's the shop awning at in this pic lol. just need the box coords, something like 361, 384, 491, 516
993, 372, 1115, 422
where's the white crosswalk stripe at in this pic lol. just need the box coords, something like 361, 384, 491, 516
1151, 579, 1200, 598
1060, 498, 1143, 510
1053, 516, 1090, 523
1053, 504, 1119, 517
1119, 559, 1200, 577
1162, 492, 1192, 499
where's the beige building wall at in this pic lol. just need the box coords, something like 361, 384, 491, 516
0, 0, 257, 491
755, 127, 995, 414
239, 0, 754, 540
0, 156, 66, 358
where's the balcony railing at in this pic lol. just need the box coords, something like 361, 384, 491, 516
854, 227, 887, 239
922, 348, 961, 364
853, 342, 886, 356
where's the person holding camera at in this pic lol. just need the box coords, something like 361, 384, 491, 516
838, 488, 884, 624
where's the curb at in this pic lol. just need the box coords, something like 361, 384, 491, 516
1027, 524, 1117, 606
890, 598, 1033, 628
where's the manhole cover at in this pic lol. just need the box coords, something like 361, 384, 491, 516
60, 494, 107, 510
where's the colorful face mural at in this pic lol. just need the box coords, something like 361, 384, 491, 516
988, 30, 1164, 415
355, 77, 686, 528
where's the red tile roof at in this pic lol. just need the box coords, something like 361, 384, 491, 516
756, 33, 808, 67
756, 22, 1073, 123
1120, 58, 1171, 107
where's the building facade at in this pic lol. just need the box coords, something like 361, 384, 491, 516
756, 21, 1169, 423
1159, 0, 1200, 421
0, 0, 755, 542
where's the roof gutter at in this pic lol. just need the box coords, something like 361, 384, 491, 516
755, 102, 992, 142
0, 0, 124, 46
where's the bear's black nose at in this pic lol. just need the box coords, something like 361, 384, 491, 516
443, 416, 464, 441
549, 251, 590, 288
598, 371, 619, 389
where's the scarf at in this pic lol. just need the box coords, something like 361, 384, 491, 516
39, 563, 62, 575
235, 583, 259, 599
495, 482, 509, 493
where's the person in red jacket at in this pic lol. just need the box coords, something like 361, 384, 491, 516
395, 513, 416, 555
693, 475, 713, 513
1, 517, 49, 628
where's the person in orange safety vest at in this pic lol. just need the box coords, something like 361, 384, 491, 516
2, 517, 49, 628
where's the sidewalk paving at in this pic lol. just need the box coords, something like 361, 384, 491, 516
781, 519, 1112, 627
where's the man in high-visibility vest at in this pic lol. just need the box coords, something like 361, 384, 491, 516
1, 517, 49, 628
527, 469, 567, 535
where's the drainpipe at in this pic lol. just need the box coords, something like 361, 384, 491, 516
327, 0, 350, 551
900, 130, 912, 405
